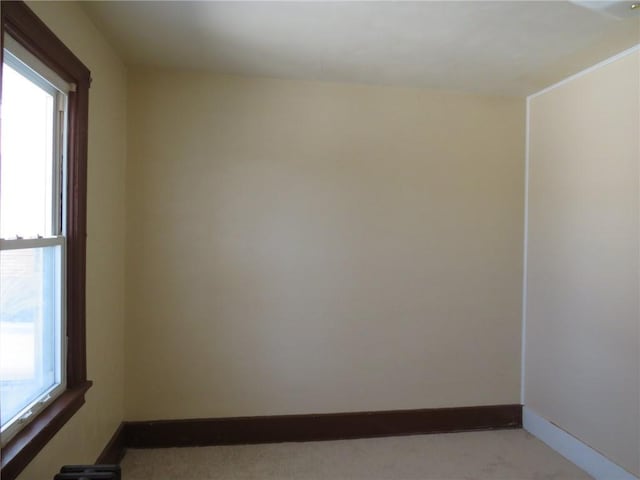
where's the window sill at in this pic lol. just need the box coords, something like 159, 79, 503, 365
1, 381, 92, 480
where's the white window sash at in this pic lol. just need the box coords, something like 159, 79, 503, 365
0, 235, 67, 445
0, 236, 65, 250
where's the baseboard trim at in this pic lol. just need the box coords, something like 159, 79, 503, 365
95, 423, 127, 465
124, 404, 521, 449
523, 407, 639, 480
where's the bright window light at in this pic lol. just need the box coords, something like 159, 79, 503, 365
0, 63, 55, 239
0, 246, 62, 425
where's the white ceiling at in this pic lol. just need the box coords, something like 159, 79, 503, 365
84, 1, 640, 96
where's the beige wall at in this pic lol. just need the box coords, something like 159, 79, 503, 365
126, 69, 525, 420
17, 2, 128, 479
7, 2, 639, 477
525, 50, 640, 476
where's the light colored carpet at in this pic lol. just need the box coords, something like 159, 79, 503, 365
121, 429, 592, 479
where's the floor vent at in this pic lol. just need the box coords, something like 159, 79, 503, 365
54, 465, 121, 480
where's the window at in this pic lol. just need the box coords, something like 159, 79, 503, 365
0, 2, 91, 479
1, 39, 69, 445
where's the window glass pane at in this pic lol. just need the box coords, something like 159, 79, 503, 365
0, 245, 62, 428
1, 62, 55, 238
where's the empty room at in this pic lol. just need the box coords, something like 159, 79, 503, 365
0, 1, 638, 479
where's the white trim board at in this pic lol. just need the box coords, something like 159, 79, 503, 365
523, 408, 639, 480
520, 93, 530, 405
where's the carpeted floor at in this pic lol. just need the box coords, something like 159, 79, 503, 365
121, 429, 592, 479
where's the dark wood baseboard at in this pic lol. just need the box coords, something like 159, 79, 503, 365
124, 404, 522, 449
95, 423, 127, 464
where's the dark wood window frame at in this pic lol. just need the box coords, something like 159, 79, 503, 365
0, 2, 91, 479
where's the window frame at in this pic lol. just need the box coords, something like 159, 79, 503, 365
0, 2, 91, 479
1, 50, 68, 441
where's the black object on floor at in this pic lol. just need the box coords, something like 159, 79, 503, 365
54, 465, 121, 480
